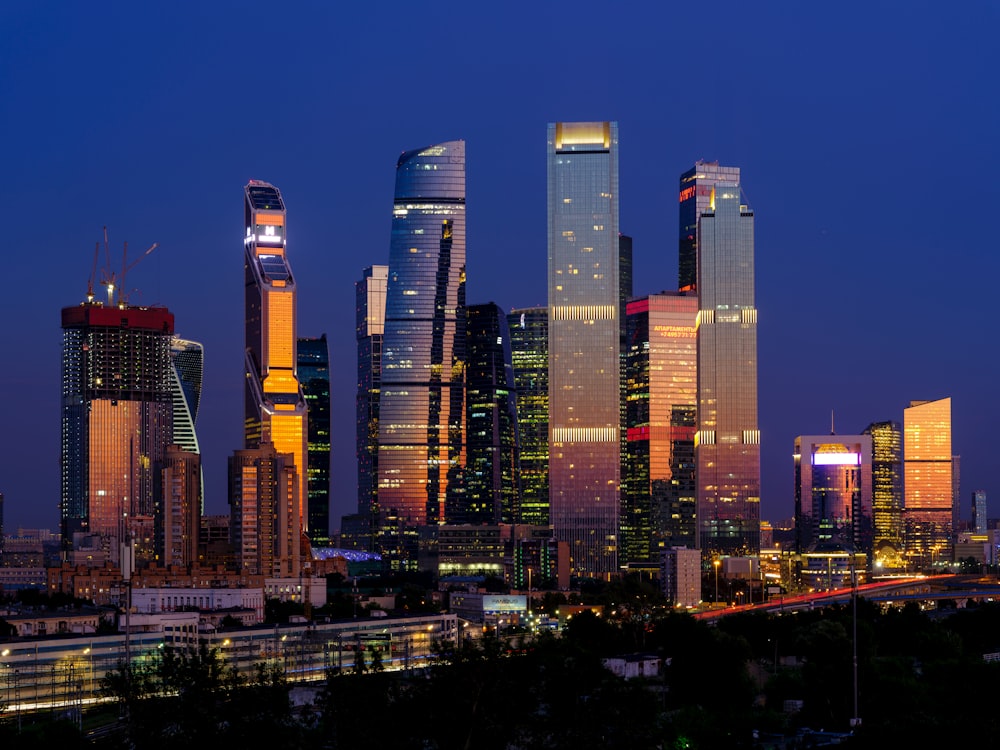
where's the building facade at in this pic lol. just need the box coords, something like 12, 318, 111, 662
243, 180, 308, 555
463, 303, 520, 525
863, 420, 903, 567
377, 141, 467, 566
356, 265, 388, 551
678, 161, 741, 292
547, 121, 621, 578
904, 397, 953, 568
508, 307, 549, 526
623, 292, 698, 567
793, 435, 873, 558
693, 169, 760, 559
61, 303, 175, 563
157, 444, 201, 567
972, 490, 988, 534
298, 334, 331, 546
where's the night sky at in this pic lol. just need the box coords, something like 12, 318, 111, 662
2, 3, 997, 534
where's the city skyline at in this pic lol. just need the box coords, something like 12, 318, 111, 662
2, 3, 998, 536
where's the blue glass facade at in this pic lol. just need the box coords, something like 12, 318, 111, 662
508, 307, 549, 527
298, 334, 331, 546
377, 141, 466, 563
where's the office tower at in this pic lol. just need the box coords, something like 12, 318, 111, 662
508, 307, 549, 526
622, 292, 698, 568
952, 455, 961, 535
973, 490, 988, 534
377, 141, 466, 562
903, 397, 953, 567
463, 303, 520, 525
229, 443, 300, 576
863, 420, 904, 566
678, 161, 741, 292
693, 169, 760, 558
356, 265, 388, 551
61, 303, 175, 562
169, 337, 204, 507
547, 121, 620, 578
298, 334, 331, 546
243, 180, 308, 561
157, 444, 201, 567
793, 435, 873, 556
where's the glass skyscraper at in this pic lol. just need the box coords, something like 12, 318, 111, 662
903, 397, 953, 567
864, 420, 903, 566
508, 307, 549, 526
547, 121, 620, 578
169, 337, 204, 507
298, 334, 331, 546
678, 161, 741, 292
972, 489, 987, 534
464, 302, 520, 525
243, 179, 308, 574
377, 141, 466, 562
356, 265, 388, 550
61, 303, 175, 562
693, 171, 760, 559
623, 292, 698, 567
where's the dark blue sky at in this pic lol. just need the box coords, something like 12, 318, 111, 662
2, 2, 997, 533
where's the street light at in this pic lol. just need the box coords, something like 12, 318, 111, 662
713, 559, 721, 604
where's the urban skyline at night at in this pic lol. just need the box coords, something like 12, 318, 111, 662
2, 3, 997, 540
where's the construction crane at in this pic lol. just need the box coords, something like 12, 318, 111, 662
118, 239, 159, 307
93, 226, 159, 307
86, 241, 100, 303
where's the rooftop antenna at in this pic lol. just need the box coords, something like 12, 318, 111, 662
831, 409, 836, 435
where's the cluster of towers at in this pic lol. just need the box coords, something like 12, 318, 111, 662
349, 124, 761, 580
59, 181, 331, 578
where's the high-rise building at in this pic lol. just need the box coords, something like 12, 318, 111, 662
61, 302, 175, 562
547, 121, 620, 578
377, 141, 466, 565
508, 307, 549, 526
298, 334, 331, 546
693, 169, 760, 559
972, 490, 988, 534
356, 265, 388, 551
863, 420, 904, 566
229, 443, 300, 576
169, 337, 204, 507
793, 435, 873, 556
623, 292, 698, 567
243, 180, 308, 562
157, 444, 201, 567
678, 161, 741, 292
463, 303, 520, 525
903, 397, 953, 568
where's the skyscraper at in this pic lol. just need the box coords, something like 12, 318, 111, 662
678, 161, 741, 292
377, 141, 466, 563
903, 397, 953, 568
464, 302, 520, 525
793, 435, 873, 556
864, 420, 904, 566
693, 169, 760, 559
972, 490, 988, 534
547, 121, 620, 578
243, 180, 308, 558
157, 444, 201, 567
623, 292, 698, 567
508, 307, 549, 526
169, 337, 204, 506
356, 265, 388, 550
298, 334, 331, 546
61, 302, 175, 562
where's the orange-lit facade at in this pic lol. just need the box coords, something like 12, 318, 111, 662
60, 303, 174, 563
903, 397, 953, 567
547, 122, 621, 578
243, 180, 308, 569
158, 444, 201, 567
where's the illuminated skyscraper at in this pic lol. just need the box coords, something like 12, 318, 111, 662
243, 179, 308, 568
169, 337, 204, 506
903, 397, 953, 567
298, 334, 331, 546
864, 420, 904, 566
508, 307, 548, 526
793, 435, 873, 555
356, 265, 388, 550
972, 490, 988, 534
693, 169, 760, 558
678, 161, 740, 292
623, 292, 698, 567
547, 121, 620, 578
463, 303, 520, 525
61, 303, 175, 561
377, 141, 466, 564
157, 444, 201, 567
